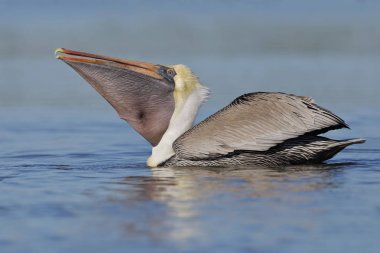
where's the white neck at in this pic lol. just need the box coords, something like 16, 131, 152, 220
147, 87, 206, 167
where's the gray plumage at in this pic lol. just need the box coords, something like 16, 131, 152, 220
161, 92, 364, 167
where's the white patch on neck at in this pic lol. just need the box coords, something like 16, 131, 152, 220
147, 86, 208, 167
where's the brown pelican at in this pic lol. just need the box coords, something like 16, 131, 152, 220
55, 48, 365, 167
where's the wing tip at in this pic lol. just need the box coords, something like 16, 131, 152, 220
349, 138, 366, 144
341, 120, 350, 129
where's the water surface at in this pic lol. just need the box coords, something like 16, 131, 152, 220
0, 106, 379, 253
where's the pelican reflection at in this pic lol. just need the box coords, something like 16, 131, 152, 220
113, 164, 347, 244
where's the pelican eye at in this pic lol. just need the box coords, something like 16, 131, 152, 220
166, 68, 176, 77
158, 66, 176, 83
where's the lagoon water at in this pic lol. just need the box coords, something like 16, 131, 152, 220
1, 1, 380, 252
1, 107, 380, 253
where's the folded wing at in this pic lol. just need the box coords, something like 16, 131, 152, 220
173, 92, 348, 160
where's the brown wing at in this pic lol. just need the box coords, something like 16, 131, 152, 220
173, 92, 348, 160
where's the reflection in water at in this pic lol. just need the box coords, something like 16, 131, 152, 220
114, 164, 346, 245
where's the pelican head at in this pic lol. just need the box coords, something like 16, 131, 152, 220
56, 48, 208, 166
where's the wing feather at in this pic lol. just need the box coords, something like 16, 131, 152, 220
173, 92, 348, 160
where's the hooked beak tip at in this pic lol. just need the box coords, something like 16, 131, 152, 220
55, 48, 65, 59
55, 48, 64, 54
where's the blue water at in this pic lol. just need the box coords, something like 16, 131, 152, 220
0, 105, 380, 252
1, 1, 380, 252
1, 106, 379, 253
